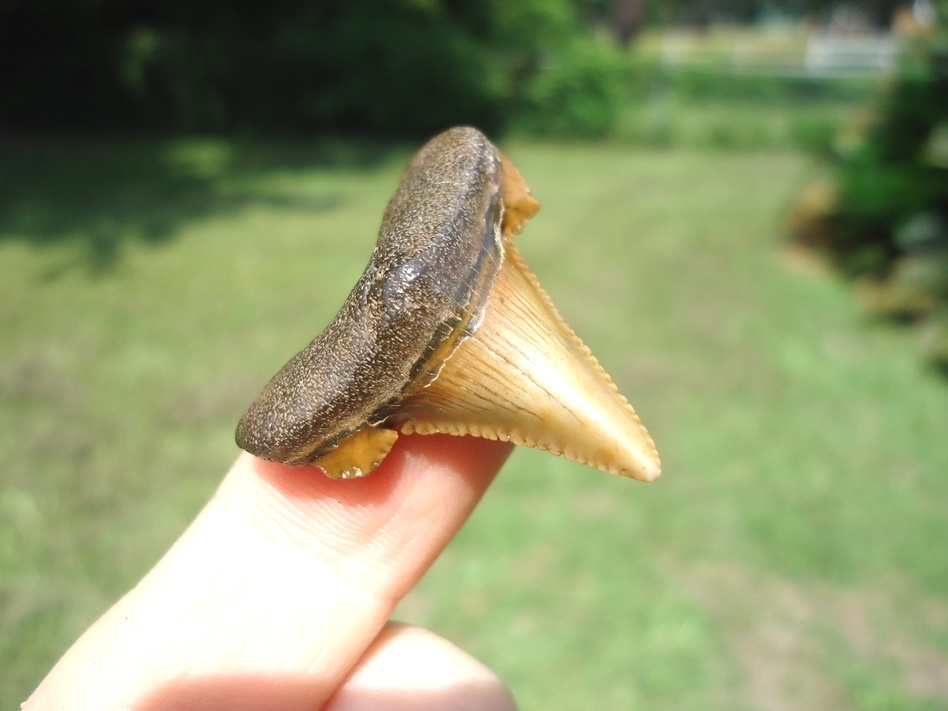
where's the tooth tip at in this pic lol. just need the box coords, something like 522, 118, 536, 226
631, 460, 662, 482
626, 439, 662, 482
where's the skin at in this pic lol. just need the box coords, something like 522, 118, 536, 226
25, 435, 517, 711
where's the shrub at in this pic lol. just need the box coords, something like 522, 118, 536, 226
788, 30, 948, 371
516, 39, 626, 138
0, 0, 626, 139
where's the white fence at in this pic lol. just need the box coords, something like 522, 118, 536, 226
804, 35, 899, 75
657, 30, 901, 78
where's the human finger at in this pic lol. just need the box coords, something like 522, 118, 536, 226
26, 434, 513, 711
324, 622, 517, 711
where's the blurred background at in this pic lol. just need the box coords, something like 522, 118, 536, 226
2, 0, 947, 708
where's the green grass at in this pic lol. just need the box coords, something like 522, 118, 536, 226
2, 136, 947, 710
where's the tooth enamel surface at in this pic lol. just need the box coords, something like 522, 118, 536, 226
393, 244, 661, 482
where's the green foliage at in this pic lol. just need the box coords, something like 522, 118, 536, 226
667, 68, 878, 103
0, 0, 627, 138
834, 38, 948, 268
614, 70, 871, 152
515, 39, 626, 138
788, 29, 948, 369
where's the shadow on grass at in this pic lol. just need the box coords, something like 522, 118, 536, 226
0, 135, 401, 276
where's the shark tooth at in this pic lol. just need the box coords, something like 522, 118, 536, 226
236, 126, 660, 482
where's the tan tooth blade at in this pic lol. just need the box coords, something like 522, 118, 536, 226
392, 244, 661, 482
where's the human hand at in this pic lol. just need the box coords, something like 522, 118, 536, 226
24, 434, 516, 711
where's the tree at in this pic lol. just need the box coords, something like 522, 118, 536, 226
0, 0, 625, 137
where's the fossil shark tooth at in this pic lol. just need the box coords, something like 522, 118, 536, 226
236, 126, 660, 482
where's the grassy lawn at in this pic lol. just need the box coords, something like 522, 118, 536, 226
2, 136, 947, 710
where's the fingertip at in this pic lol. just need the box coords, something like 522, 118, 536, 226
216, 435, 513, 572
225, 433, 513, 512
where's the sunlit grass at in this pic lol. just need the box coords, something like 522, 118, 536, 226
2, 137, 946, 709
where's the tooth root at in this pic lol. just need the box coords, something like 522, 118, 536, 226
498, 153, 540, 237
392, 245, 661, 482
313, 425, 400, 479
